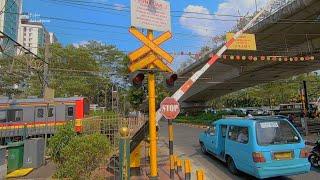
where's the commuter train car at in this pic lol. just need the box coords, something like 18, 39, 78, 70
0, 97, 89, 142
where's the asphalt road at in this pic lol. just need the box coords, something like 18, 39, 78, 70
158, 121, 320, 180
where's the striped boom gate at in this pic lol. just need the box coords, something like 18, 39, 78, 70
155, 0, 277, 123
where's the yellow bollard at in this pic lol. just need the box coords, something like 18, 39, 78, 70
196, 169, 205, 180
176, 158, 182, 173
173, 155, 178, 169
184, 159, 191, 180
170, 155, 175, 179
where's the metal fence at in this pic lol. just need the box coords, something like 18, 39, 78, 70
0, 114, 148, 178
251, 0, 296, 27
0, 123, 59, 141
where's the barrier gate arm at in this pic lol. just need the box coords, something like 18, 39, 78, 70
156, 0, 276, 123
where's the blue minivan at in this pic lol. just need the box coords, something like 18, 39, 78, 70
199, 117, 310, 179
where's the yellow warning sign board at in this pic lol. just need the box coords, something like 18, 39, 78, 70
226, 33, 257, 51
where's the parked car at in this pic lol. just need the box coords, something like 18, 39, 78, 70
199, 117, 310, 179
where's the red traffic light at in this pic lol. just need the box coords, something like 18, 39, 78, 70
166, 73, 178, 87
131, 72, 145, 87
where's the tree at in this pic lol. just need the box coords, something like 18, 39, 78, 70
48, 122, 77, 164
211, 73, 320, 108
128, 86, 145, 110
79, 41, 129, 86
0, 55, 41, 98
54, 133, 111, 179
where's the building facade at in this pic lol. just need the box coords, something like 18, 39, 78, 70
0, 0, 23, 56
49, 32, 58, 44
18, 18, 49, 55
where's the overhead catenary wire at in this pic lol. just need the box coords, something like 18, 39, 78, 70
44, 0, 246, 18
41, 0, 240, 21
42, 0, 316, 24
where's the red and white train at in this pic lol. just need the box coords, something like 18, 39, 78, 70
0, 97, 89, 141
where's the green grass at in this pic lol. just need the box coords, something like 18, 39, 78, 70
89, 110, 118, 117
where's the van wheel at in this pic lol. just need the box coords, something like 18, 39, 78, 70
227, 157, 239, 175
200, 142, 208, 154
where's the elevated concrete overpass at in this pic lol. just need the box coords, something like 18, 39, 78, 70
178, 0, 320, 108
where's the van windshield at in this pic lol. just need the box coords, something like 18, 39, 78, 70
256, 120, 300, 146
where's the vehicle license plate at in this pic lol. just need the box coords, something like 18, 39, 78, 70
273, 152, 292, 160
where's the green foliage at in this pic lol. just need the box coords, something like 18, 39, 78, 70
54, 133, 111, 179
128, 87, 145, 110
90, 110, 118, 116
0, 55, 31, 97
1, 41, 128, 105
47, 43, 108, 99
48, 122, 77, 163
211, 73, 320, 108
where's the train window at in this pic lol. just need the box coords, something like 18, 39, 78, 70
37, 108, 44, 118
0, 110, 6, 123
48, 107, 54, 118
7, 110, 23, 122
67, 107, 74, 117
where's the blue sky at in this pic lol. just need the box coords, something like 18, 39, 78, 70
23, 0, 267, 69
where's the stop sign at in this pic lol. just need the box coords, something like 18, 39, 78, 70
160, 97, 180, 120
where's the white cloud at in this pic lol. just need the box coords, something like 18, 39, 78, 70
179, 0, 268, 36
179, 5, 216, 37
72, 40, 90, 48
114, 3, 126, 11
216, 0, 267, 17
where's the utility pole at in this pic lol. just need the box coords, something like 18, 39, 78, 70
254, 0, 258, 12
116, 86, 119, 112
43, 32, 50, 165
43, 32, 50, 98
112, 85, 114, 111
303, 80, 309, 135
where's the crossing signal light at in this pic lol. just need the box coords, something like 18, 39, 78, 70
166, 73, 178, 87
131, 72, 145, 87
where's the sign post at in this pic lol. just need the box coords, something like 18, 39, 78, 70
130, 0, 173, 178
160, 97, 180, 179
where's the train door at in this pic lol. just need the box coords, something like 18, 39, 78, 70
22, 107, 35, 123
7, 109, 23, 123
65, 105, 75, 120
0, 110, 6, 123
55, 104, 65, 122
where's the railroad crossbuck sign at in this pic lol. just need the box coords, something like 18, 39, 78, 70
160, 97, 180, 120
128, 27, 173, 73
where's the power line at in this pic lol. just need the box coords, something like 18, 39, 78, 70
45, 0, 245, 18
40, 0, 241, 22
5, 11, 129, 29
0, 30, 46, 64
